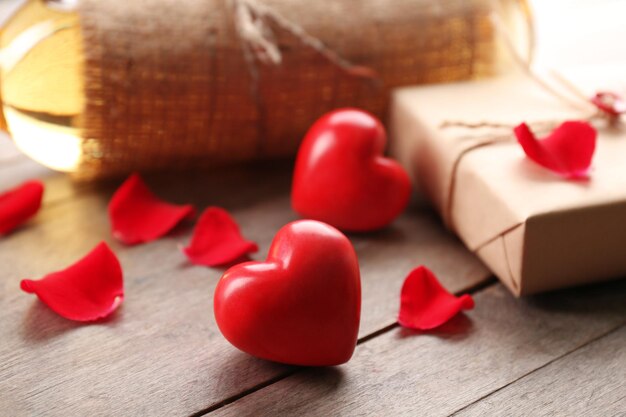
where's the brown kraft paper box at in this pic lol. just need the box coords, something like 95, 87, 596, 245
389, 69, 626, 295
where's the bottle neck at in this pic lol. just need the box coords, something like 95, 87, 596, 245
0, 0, 29, 133
0, 0, 83, 171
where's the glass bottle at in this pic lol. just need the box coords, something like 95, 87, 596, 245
0, 0, 82, 171
0, 0, 532, 176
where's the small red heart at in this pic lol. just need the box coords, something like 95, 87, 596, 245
292, 108, 411, 232
214, 220, 361, 366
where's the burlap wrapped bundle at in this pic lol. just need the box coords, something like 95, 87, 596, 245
77, 0, 530, 179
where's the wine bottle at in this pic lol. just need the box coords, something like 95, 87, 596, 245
0, 0, 532, 178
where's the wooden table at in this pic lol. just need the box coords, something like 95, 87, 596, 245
1, 138, 625, 417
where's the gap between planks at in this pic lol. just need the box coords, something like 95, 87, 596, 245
452, 323, 626, 416
447, 322, 626, 416
0, 150, 489, 415
192, 277, 498, 417
205, 280, 626, 417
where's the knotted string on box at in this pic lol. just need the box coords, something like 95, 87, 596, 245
437, 11, 625, 232
442, 11, 625, 132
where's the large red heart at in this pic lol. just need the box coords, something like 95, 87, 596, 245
214, 220, 361, 366
292, 108, 411, 231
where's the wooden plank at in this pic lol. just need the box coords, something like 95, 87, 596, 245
141, 168, 491, 337
455, 325, 626, 417
0, 165, 489, 416
212, 281, 626, 417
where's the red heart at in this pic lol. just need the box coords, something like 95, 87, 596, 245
292, 108, 411, 231
214, 220, 361, 366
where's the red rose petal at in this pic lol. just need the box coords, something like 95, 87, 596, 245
0, 180, 44, 235
183, 207, 258, 266
398, 266, 474, 330
20, 242, 124, 322
591, 91, 626, 117
514, 121, 596, 179
109, 173, 196, 244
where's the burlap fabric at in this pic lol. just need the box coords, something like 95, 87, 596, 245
77, 0, 527, 179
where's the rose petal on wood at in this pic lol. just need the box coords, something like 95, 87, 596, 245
0, 180, 44, 235
398, 266, 474, 330
20, 242, 124, 322
109, 173, 195, 244
183, 207, 258, 266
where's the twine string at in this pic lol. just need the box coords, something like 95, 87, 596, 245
437, 11, 617, 231
489, 11, 595, 114
230, 0, 380, 155
231, 0, 378, 79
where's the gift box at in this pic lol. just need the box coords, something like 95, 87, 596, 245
389, 69, 626, 295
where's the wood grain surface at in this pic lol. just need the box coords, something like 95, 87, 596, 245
0, 155, 491, 416
456, 325, 626, 417
214, 282, 626, 417
2, 145, 624, 417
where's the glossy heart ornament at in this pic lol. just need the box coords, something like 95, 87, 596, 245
292, 108, 411, 231
214, 220, 361, 366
